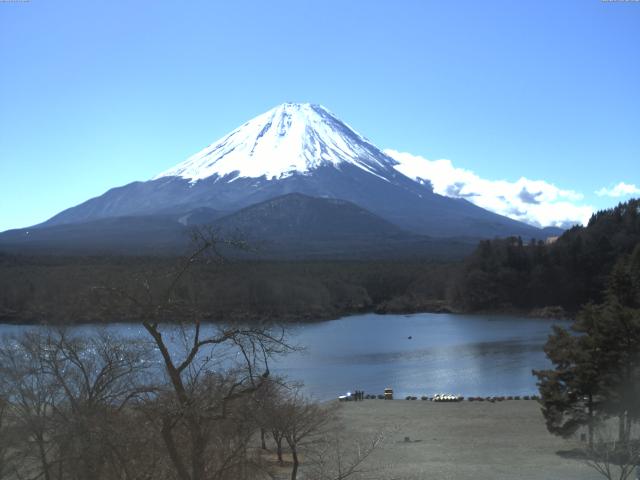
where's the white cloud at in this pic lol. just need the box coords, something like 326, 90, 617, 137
385, 149, 593, 228
595, 182, 640, 198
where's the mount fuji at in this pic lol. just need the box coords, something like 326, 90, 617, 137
0, 103, 554, 256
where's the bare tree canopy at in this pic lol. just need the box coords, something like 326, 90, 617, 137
0, 230, 383, 480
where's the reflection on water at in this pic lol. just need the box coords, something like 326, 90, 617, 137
331, 340, 542, 365
274, 313, 568, 400
0, 312, 568, 401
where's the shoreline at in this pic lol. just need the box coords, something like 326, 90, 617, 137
0, 303, 571, 326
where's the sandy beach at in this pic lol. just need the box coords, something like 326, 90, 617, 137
333, 399, 603, 480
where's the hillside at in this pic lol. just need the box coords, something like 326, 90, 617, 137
0, 194, 476, 260
453, 198, 640, 313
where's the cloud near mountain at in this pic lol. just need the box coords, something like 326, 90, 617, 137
386, 149, 593, 229
595, 182, 640, 198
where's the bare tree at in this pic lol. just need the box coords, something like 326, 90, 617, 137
247, 376, 287, 455
102, 228, 294, 480
305, 430, 385, 480
0, 330, 155, 480
0, 395, 17, 480
262, 386, 383, 480
39, 331, 154, 480
0, 331, 62, 480
280, 391, 334, 480
0, 229, 383, 480
583, 425, 640, 480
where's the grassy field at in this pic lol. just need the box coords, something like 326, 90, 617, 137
331, 399, 603, 480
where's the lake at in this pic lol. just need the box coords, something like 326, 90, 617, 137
0, 312, 567, 401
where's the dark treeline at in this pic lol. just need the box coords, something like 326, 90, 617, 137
0, 254, 458, 324
2, 199, 639, 324
453, 199, 640, 314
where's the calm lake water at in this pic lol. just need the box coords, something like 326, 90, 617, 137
0, 313, 567, 401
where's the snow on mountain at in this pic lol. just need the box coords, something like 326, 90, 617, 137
153, 103, 396, 183
25, 102, 547, 240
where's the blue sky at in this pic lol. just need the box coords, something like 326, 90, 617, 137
1, 0, 639, 231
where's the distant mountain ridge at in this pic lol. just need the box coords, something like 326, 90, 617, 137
216, 193, 408, 240
1, 103, 561, 256
0, 193, 476, 259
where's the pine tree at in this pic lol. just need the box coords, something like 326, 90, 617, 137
534, 301, 640, 446
533, 321, 605, 447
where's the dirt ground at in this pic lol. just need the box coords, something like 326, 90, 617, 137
330, 399, 605, 480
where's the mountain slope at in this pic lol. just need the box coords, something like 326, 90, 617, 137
0, 215, 189, 255
0, 194, 476, 259
215, 192, 408, 241
36, 103, 546, 240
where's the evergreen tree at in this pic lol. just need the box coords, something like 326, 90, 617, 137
534, 301, 640, 446
533, 320, 605, 447
455, 198, 640, 313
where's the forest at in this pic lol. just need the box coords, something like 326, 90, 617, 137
0, 255, 456, 324
453, 199, 640, 314
0, 199, 639, 324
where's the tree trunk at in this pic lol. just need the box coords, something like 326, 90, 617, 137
624, 410, 632, 445
36, 434, 51, 480
189, 417, 206, 480
261, 428, 267, 450
619, 412, 626, 444
161, 416, 191, 480
274, 435, 284, 466
588, 395, 594, 449
290, 445, 299, 480
276, 439, 284, 465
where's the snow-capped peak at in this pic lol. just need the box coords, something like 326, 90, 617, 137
153, 103, 397, 183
